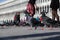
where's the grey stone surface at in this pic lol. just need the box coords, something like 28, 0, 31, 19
0, 26, 60, 40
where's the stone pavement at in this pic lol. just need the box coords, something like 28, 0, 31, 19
0, 26, 60, 40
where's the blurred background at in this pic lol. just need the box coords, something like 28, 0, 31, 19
0, 0, 59, 26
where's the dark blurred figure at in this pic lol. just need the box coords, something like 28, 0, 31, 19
14, 12, 20, 26
41, 10, 48, 17
50, 0, 59, 22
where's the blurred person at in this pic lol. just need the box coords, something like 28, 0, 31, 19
50, 0, 59, 22
41, 10, 48, 17
25, 0, 37, 27
14, 12, 20, 26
